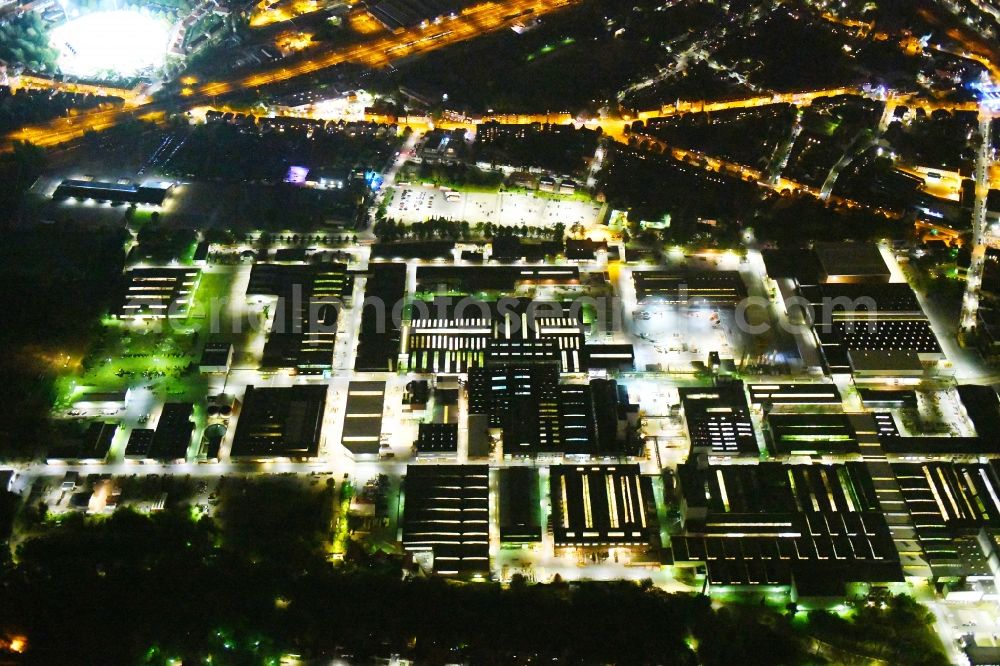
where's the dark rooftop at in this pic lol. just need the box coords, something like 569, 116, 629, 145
341, 381, 386, 457
499, 467, 542, 543
149, 403, 194, 461
957, 385, 1000, 438
633, 270, 747, 306
549, 464, 654, 547
813, 242, 890, 283
414, 422, 458, 455
231, 385, 327, 459
677, 381, 758, 456
765, 413, 860, 456
761, 248, 823, 285
673, 461, 901, 588
355, 263, 406, 372
402, 464, 490, 576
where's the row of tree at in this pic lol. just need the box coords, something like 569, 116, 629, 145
373, 217, 567, 243
0, 491, 949, 664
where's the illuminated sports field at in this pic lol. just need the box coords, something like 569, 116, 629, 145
50, 10, 170, 78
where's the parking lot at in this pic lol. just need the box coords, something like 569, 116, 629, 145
629, 306, 737, 372
384, 184, 603, 227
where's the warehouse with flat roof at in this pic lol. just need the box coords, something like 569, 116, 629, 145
340, 381, 386, 460
401, 465, 490, 577
356, 263, 406, 372
765, 413, 861, 457
801, 282, 942, 372
678, 381, 758, 456
245, 262, 353, 373
415, 265, 580, 294
549, 464, 654, 548
673, 461, 902, 593
748, 383, 842, 405
813, 242, 891, 284
53, 179, 174, 206
116, 267, 200, 320
633, 270, 747, 307
148, 402, 195, 461
414, 422, 458, 458
499, 467, 542, 544
230, 385, 327, 459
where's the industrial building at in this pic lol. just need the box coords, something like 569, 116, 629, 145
245, 262, 354, 373
401, 465, 490, 577
549, 464, 654, 548
355, 262, 406, 372
230, 385, 327, 460
764, 413, 861, 457
812, 242, 891, 284
801, 282, 943, 373
402, 297, 587, 374
52, 179, 174, 206
673, 461, 902, 594
893, 461, 1000, 578
499, 467, 542, 544
677, 381, 758, 456
115, 267, 200, 320
747, 383, 842, 405
340, 381, 386, 460
633, 270, 747, 307
148, 402, 195, 462
414, 422, 458, 458
468, 367, 639, 457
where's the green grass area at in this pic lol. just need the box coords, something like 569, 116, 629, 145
128, 209, 157, 229
191, 271, 263, 360
448, 182, 503, 194
808, 117, 842, 137
332, 479, 353, 555
187, 271, 230, 320
397, 179, 501, 194
396, 162, 503, 193
505, 185, 595, 203
526, 36, 576, 62
53, 270, 243, 409
412, 289, 505, 302
54, 322, 207, 409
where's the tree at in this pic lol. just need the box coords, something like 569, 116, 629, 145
551, 222, 565, 242
0, 141, 47, 226
0, 15, 58, 72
